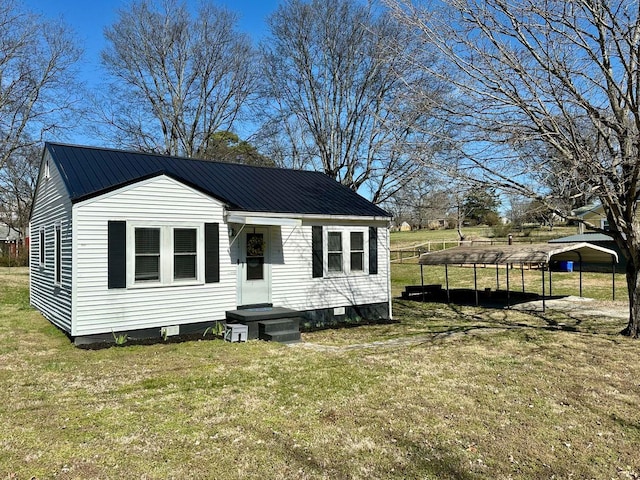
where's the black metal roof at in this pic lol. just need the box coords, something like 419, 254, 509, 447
45, 143, 390, 218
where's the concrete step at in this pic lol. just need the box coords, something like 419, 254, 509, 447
261, 329, 301, 344
226, 306, 299, 322
258, 317, 301, 334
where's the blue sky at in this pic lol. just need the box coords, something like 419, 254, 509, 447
23, 0, 280, 89
22, 0, 281, 144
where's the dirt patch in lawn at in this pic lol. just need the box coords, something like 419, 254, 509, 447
512, 295, 629, 319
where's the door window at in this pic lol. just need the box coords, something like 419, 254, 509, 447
246, 233, 265, 280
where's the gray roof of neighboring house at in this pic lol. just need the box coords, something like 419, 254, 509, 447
44, 143, 390, 218
572, 203, 602, 216
548, 233, 614, 243
0, 225, 20, 241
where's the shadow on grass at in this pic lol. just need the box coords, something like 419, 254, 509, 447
250, 422, 478, 479
393, 291, 626, 345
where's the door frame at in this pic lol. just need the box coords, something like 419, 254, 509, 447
237, 226, 271, 306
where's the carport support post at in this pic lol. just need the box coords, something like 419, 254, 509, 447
420, 264, 425, 302
577, 252, 583, 297
474, 263, 478, 306
612, 261, 616, 301
521, 264, 525, 293
506, 263, 510, 308
542, 265, 546, 313
445, 264, 450, 303
549, 266, 553, 297
496, 263, 500, 290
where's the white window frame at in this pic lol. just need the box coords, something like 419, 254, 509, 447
126, 222, 204, 288
54, 224, 62, 285
324, 227, 368, 276
39, 227, 45, 267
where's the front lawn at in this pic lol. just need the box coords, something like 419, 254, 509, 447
1, 267, 639, 479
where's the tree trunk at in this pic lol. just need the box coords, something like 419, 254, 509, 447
623, 261, 640, 338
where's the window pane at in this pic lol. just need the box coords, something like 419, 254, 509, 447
173, 228, 197, 280
40, 229, 45, 264
135, 228, 160, 254
351, 252, 363, 271
136, 256, 160, 281
55, 226, 61, 283
135, 228, 160, 281
174, 229, 196, 253
328, 232, 342, 252
174, 255, 196, 279
350, 232, 364, 251
328, 252, 342, 272
246, 256, 264, 280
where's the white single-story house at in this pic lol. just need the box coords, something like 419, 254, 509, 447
29, 143, 392, 345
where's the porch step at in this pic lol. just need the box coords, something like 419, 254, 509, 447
225, 308, 302, 342
260, 329, 302, 344
258, 317, 300, 333
226, 306, 299, 322
258, 317, 302, 344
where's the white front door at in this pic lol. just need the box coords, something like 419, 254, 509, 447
238, 227, 271, 306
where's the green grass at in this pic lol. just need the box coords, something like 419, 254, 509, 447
391, 225, 578, 250
392, 263, 627, 302
1, 267, 639, 479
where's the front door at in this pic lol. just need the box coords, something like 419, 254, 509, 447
238, 227, 270, 306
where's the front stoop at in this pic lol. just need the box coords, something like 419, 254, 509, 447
225, 307, 301, 343
258, 318, 302, 344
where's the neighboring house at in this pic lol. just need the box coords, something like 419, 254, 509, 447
0, 225, 22, 258
30, 143, 392, 345
573, 203, 608, 233
400, 221, 411, 232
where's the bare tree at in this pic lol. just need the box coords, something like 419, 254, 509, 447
0, 143, 39, 241
257, 0, 448, 204
387, 0, 640, 337
100, 0, 257, 157
0, 0, 81, 241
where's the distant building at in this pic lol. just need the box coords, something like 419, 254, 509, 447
573, 203, 608, 233
0, 225, 22, 257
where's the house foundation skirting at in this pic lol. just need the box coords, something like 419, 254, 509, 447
71, 302, 391, 346
298, 302, 390, 331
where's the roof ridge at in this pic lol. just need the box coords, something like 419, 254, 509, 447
43, 142, 391, 218
45, 141, 327, 175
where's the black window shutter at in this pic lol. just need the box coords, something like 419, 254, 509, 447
108, 221, 126, 288
205, 223, 220, 283
312, 226, 323, 278
369, 227, 378, 275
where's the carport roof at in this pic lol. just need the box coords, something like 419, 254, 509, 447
418, 242, 618, 266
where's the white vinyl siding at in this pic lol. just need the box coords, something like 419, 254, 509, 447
72, 175, 235, 336
269, 223, 389, 311
30, 153, 73, 333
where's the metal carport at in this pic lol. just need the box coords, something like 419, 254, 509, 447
418, 242, 618, 311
